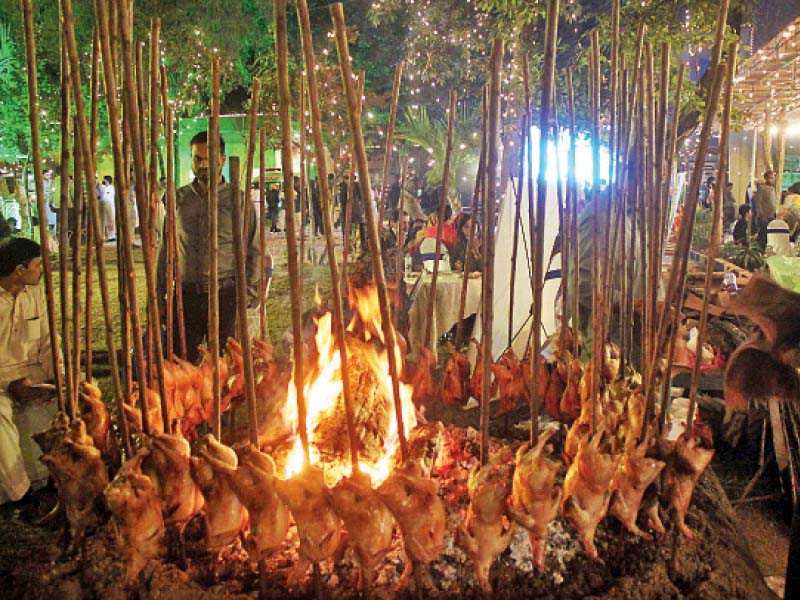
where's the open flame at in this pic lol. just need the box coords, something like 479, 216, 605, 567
283, 285, 417, 485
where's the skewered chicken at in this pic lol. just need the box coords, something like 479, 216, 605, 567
203, 444, 289, 560
469, 338, 485, 402
191, 434, 249, 551
328, 470, 394, 591
662, 432, 714, 539
104, 451, 165, 585
440, 343, 471, 406
491, 350, 528, 417
407, 344, 437, 408
543, 359, 566, 421
124, 385, 167, 434
508, 427, 562, 571
458, 447, 515, 593
376, 459, 446, 590
197, 345, 232, 425
608, 437, 665, 540
274, 464, 344, 585
559, 355, 583, 422
78, 381, 111, 457
39, 419, 109, 550
141, 430, 204, 531
603, 341, 621, 382
561, 430, 621, 560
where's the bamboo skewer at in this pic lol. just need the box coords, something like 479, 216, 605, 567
69, 122, 83, 415
479, 38, 503, 465
148, 18, 160, 285
455, 89, 487, 349
508, 113, 527, 348
566, 68, 579, 342
229, 156, 259, 447
298, 73, 307, 276
394, 156, 409, 329
58, 34, 74, 419
61, 0, 130, 454
296, 0, 359, 473
424, 90, 457, 351
22, 0, 65, 416
116, 0, 168, 433
209, 54, 222, 438
379, 61, 404, 224
259, 128, 268, 341
86, 27, 100, 384
163, 100, 175, 359
244, 79, 260, 239
276, 0, 310, 468
686, 46, 737, 439
531, 0, 559, 446
341, 72, 366, 293
589, 30, 602, 434
331, 2, 409, 462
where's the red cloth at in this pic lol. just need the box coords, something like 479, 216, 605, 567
422, 222, 457, 251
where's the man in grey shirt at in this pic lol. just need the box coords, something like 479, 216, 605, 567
156, 131, 260, 362
752, 170, 777, 249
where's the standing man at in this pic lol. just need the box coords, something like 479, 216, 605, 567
752, 170, 777, 249
0, 238, 59, 504
98, 175, 116, 242
156, 131, 261, 363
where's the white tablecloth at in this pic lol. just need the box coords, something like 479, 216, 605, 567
406, 271, 482, 360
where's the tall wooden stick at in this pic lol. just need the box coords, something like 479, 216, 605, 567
148, 18, 160, 278
208, 54, 222, 438
229, 156, 259, 446
86, 27, 100, 384
686, 47, 736, 438
117, 0, 168, 432
297, 0, 359, 472
379, 61, 404, 224
331, 2, 408, 461
508, 74, 529, 346
69, 122, 82, 413
455, 89, 487, 349
63, 0, 130, 453
298, 73, 307, 281
23, 0, 65, 415
566, 68, 579, 340
480, 38, 504, 465
244, 79, 260, 238
58, 33, 74, 419
424, 89, 457, 351
277, 0, 310, 467
163, 100, 175, 359
531, 0, 559, 446
259, 128, 268, 341
341, 72, 365, 292
394, 156, 409, 327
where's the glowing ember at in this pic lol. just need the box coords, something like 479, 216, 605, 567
283, 285, 417, 485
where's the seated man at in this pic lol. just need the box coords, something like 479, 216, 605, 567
0, 238, 58, 504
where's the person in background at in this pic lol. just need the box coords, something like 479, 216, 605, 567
0, 215, 10, 240
156, 131, 260, 363
0, 238, 59, 506
752, 170, 777, 249
450, 212, 482, 273
732, 204, 751, 247
722, 181, 736, 231
310, 179, 323, 237
700, 176, 715, 210
98, 175, 116, 242
267, 183, 281, 232
386, 174, 401, 222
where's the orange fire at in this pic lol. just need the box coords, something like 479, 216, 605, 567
283, 285, 417, 486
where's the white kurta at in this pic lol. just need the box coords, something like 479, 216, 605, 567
0, 284, 58, 503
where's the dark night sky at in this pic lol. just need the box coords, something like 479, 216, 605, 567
752, 0, 800, 48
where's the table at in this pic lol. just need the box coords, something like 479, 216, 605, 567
406, 271, 482, 360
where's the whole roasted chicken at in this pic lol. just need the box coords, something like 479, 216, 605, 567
608, 436, 665, 540
662, 432, 714, 539
508, 427, 563, 571
141, 429, 204, 531
439, 343, 471, 406
204, 444, 289, 560
274, 464, 344, 585
104, 451, 165, 585
77, 381, 110, 454
407, 344, 437, 408
191, 434, 249, 551
124, 385, 167, 435
561, 430, 621, 560
376, 459, 446, 590
458, 447, 516, 593
39, 419, 109, 550
328, 469, 394, 591
33, 411, 70, 455
491, 350, 528, 417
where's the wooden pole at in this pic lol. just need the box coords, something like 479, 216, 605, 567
22, 0, 65, 415
379, 61, 404, 224
298, 73, 307, 281
589, 30, 602, 434
244, 79, 261, 239
62, 0, 130, 454
229, 156, 259, 446
58, 33, 74, 419
455, 89, 487, 349
276, 0, 310, 467
566, 68, 579, 341
331, 2, 408, 461
686, 47, 737, 439
341, 72, 365, 292
147, 18, 160, 280
424, 90, 457, 351
86, 27, 100, 384
209, 54, 222, 438
394, 156, 408, 329
68, 121, 82, 414
116, 0, 168, 432
531, 0, 559, 446
259, 128, 268, 341
479, 37, 504, 466
296, 0, 360, 472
